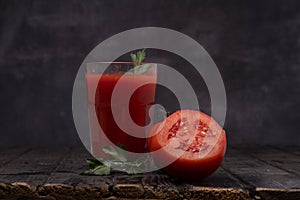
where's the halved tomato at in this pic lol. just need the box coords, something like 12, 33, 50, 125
147, 110, 226, 180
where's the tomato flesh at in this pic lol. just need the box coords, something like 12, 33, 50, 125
147, 110, 226, 180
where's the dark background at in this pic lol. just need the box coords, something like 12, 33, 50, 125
0, 0, 299, 147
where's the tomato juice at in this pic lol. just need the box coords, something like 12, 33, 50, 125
86, 72, 157, 158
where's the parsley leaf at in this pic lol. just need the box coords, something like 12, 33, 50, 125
81, 146, 151, 176
81, 164, 110, 176
130, 49, 151, 74
131, 48, 146, 67
102, 146, 127, 162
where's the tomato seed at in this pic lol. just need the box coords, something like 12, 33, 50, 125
207, 130, 216, 136
169, 120, 180, 134
195, 120, 206, 130
183, 129, 189, 133
167, 133, 176, 139
180, 120, 188, 129
200, 131, 206, 137
186, 146, 200, 153
168, 118, 213, 152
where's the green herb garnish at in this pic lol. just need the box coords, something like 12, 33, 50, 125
83, 159, 111, 175
131, 48, 146, 67
81, 145, 149, 176
130, 49, 151, 74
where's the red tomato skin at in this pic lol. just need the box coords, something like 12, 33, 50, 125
147, 111, 227, 180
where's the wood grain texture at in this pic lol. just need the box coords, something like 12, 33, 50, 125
0, 174, 48, 187
182, 167, 246, 189
184, 187, 250, 200
255, 188, 300, 200
0, 182, 37, 199
0, 148, 29, 167
0, 148, 69, 175
118, 173, 182, 199
39, 173, 113, 199
0, 146, 299, 199
247, 147, 300, 177
53, 147, 91, 174
222, 147, 300, 190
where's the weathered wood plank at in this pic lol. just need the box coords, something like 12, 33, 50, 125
0, 148, 69, 175
0, 174, 54, 199
183, 167, 247, 189
184, 186, 251, 200
113, 183, 145, 198
222, 148, 300, 190
0, 174, 48, 187
0, 148, 29, 167
37, 147, 113, 199
115, 172, 182, 199
0, 146, 299, 199
0, 148, 70, 199
54, 147, 91, 174
256, 188, 300, 200
113, 170, 250, 199
277, 146, 300, 157
182, 168, 251, 200
38, 173, 113, 200
0, 182, 38, 199
246, 147, 300, 176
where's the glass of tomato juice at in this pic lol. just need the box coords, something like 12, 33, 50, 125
85, 62, 157, 158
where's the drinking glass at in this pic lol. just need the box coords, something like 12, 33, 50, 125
85, 62, 157, 158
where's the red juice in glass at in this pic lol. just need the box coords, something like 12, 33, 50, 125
86, 63, 157, 158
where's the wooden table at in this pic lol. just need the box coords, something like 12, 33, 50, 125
0, 146, 299, 200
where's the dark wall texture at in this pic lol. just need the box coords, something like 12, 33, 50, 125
0, 0, 300, 147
